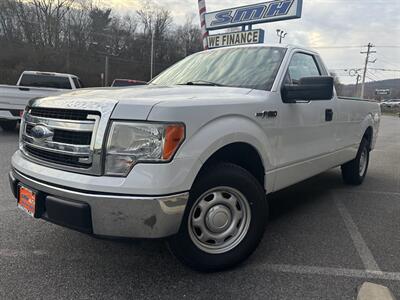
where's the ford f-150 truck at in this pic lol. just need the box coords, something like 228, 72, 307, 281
9, 45, 381, 272
0, 71, 82, 131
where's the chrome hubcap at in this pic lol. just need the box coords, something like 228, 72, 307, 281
205, 205, 232, 233
359, 147, 368, 176
188, 187, 251, 254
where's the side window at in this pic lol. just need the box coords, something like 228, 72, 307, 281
72, 78, 81, 89
78, 79, 84, 88
284, 53, 321, 84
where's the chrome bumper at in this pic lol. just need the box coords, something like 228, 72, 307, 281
10, 169, 189, 238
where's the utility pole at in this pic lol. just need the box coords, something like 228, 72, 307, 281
360, 43, 376, 98
276, 29, 287, 44
150, 30, 155, 80
355, 74, 361, 97
348, 69, 362, 97
66, 8, 71, 73
104, 55, 109, 87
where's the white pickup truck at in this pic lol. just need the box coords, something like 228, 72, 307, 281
10, 45, 380, 272
0, 71, 82, 131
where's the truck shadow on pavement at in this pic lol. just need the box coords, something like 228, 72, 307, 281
267, 170, 344, 220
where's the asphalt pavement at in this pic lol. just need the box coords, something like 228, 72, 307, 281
0, 116, 399, 299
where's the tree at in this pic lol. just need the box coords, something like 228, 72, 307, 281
89, 7, 112, 48
176, 15, 203, 56
0, 0, 204, 85
30, 0, 75, 47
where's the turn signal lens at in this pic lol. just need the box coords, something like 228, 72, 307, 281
163, 125, 185, 160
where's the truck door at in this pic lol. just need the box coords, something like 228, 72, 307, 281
273, 51, 337, 190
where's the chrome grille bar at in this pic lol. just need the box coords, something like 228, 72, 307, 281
25, 114, 95, 132
23, 135, 91, 157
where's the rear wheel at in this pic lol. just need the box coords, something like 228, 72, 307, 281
168, 163, 268, 272
0, 120, 18, 132
341, 138, 370, 185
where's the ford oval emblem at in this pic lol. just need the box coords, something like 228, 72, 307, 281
30, 125, 54, 141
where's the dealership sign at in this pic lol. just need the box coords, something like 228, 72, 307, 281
207, 29, 265, 49
205, 0, 303, 30
375, 89, 391, 96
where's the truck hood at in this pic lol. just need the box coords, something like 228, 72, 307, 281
32, 85, 253, 120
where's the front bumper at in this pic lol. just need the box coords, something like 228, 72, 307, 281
10, 169, 189, 238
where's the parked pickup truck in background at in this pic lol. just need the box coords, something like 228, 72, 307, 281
10, 45, 381, 272
0, 71, 82, 131
111, 79, 147, 87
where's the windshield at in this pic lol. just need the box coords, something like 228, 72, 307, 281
151, 47, 287, 91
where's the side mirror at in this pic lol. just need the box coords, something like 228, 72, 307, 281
281, 76, 334, 103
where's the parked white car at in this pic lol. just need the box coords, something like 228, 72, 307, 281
0, 71, 82, 131
10, 45, 381, 271
381, 99, 400, 109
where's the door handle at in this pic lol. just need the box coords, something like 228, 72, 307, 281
325, 109, 333, 122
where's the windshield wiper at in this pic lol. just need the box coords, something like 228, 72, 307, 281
179, 80, 225, 87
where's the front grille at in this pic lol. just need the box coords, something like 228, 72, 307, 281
30, 107, 99, 121
25, 145, 90, 168
26, 124, 92, 145
22, 106, 101, 174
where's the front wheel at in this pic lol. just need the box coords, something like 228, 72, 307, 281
168, 163, 268, 272
341, 138, 370, 185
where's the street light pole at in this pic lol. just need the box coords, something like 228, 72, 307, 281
150, 30, 155, 80
104, 55, 109, 87
276, 29, 287, 44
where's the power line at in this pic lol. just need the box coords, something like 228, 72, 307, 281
365, 75, 376, 82
367, 70, 382, 81
309, 0, 400, 4
376, 54, 400, 69
312, 46, 363, 49
369, 68, 400, 72
312, 45, 400, 49
331, 67, 400, 72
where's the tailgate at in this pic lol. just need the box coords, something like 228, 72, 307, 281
0, 85, 63, 109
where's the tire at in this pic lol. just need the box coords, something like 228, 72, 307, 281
168, 162, 268, 272
341, 138, 370, 185
0, 120, 18, 132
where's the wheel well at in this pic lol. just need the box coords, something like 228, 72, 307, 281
363, 127, 373, 149
198, 143, 265, 190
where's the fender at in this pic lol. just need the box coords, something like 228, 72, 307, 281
175, 115, 275, 191
359, 112, 378, 149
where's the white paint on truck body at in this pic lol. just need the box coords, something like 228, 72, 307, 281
11, 44, 381, 238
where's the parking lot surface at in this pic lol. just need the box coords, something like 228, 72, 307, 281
0, 116, 399, 299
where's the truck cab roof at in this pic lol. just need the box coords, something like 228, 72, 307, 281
20, 71, 79, 79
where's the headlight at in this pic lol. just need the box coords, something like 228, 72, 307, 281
105, 122, 185, 176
